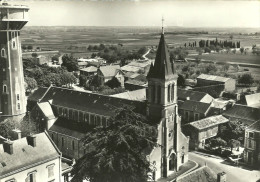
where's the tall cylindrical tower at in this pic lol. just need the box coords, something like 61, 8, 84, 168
0, 3, 29, 117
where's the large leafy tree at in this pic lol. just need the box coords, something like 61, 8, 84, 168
71, 107, 158, 182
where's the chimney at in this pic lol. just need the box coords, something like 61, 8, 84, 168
186, 97, 190, 100
3, 140, 14, 154
27, 135, 36, 147
12, 129, 22, 140
217, 172, 227, 182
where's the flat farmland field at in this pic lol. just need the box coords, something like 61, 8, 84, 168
189, 53, 260, 65
20, 26, 260, 53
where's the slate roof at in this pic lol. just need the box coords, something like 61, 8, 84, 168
27, 87, 48, 102
176, 166, 217, 182
197, 74, 230, 83
49, 117, 92, 139
111, 88, 146, 101
37, 102, 56, 120
0, 132, 60, 177
177, 89, 212, 102
223, 104, 260, 124
39, 86, 146, 117
99, 65, 121, 77
80, 66, 98, 73
189, 115, 229, 130
147, 33, 176, 80
246, 121, 260, 132
179, 100, 211, 114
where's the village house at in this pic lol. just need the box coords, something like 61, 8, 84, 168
244, 121, 260, 169
223, 104, 260, 126
79, 66, 98, 77
0, 132, 62, 182
183, 115, 229, 150
178, 100, 212, 124
97, 65, 124, 87
196, 74, 236, 92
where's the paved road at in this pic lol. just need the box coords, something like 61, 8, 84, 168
189, 152, 260, 182
142, 48, 151, 60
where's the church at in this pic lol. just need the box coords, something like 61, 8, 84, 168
27, 26, 189, 180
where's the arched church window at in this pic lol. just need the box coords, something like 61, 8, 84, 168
171, 84, 174, 101
157, 85, 161, 104
3, 85, 7, 93
1, 48, 5, 57
12, 40, 16, 49
151, 85, 155, 103
167, 85, 171, 102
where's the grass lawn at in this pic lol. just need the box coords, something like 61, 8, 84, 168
188, 53, 260, 65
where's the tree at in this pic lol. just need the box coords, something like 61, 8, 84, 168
177, 74, 185, 87
61, 54, 79, 72
32, 53, 38, 58
228, 139, 240, 152
238, 74, 254, 85
71, 107, 157, 182
105, 77, 121, 89
229, 34, 234, 40
0, 118, 17, 139
60, 72, 77, 88
204, 47, 211, 53
137, 47, 147, 55
205, 64, 217, 73
240, 47, 244, 54
210, 137, 227, 149
222, 64, 230, 72
27, 45, 33, 50
24, 77, 38, 93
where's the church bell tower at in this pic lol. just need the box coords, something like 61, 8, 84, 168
146, 18, 183, 178
0, 3, 29, 117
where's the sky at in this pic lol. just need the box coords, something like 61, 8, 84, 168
7, 0, 260, 27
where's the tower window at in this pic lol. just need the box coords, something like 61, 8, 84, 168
17, 103, 20, 110
12, 40, 16, 49
3, 85, 7, 93
1, 48, 5, 57
17, 94, 20, 100
171, 84, 174, 101
168, 85, 171, 102
11, 32, 15, 39
62, 137, 64, 147
72, 140, 75, 150
157, 85, 161, 104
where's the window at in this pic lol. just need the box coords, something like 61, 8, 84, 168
1, 48, 5, 57
249, 132, 254, 138
72, 140, 75, 150
62, 137, 64, 147
3, 85, 7, 93
185, 111, 189, 120
17, 94, 20, 100
157, 85, 161, 104
11, 32, 15, 39
168, 85, 171, 102
17, 103, 20, 110
194, 113, 199, 121
12, 40, 16, 49
171, 84, 174, 101
27, 171, 36, 182
47, 164, 54, 178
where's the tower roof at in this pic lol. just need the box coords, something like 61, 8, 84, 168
147, 33, 175, 80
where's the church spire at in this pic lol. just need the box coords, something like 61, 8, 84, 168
147, 18, 176, 80
162, 16, 164, 34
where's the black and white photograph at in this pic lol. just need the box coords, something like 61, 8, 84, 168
0, 0, 259, 181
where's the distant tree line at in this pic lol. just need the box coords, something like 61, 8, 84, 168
184, 38, 241, 49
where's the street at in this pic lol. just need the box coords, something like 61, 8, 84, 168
189, 152, 260, 182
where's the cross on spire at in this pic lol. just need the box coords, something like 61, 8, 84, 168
162, 16, 164, 34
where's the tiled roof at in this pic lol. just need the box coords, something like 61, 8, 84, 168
49, 117, 92, 139
27, 87, 48, 102
111, 89, 146, 101
128, 60, 151, 68
121, 65, 140, 73
176, 166, 217, 182
223, 104, 260, 123
177, 89, 212, 102
179, 100, 211, 114
147, 33, 176, 80
0, 132, 60, 177
99, 65, 121, 77
189, 115, 229, 130
80, 66, 98, 73
197, 74, 230, 82
39, 86, 146, 117
246, 121, 260, 132
37, 102, 56, 120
